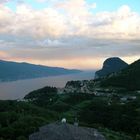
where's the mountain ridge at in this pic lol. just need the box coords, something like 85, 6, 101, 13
100, 58, 140, 90
0, 59, 81, 82
95, 57, 128, 79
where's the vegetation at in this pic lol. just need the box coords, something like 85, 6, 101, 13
23, 86, 140, 139
1, 87, 140, 139
65, 81, 82, 88
101, 59, 140, 90
0, 100, 58, 140
1, 59, 140, 140
99, 128, 132, 140
95, 57, 128, 78
1, 83, 140, 140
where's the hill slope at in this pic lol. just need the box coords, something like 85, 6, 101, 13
95, 57, 128, 79
24, 86, 136, 140
100, 59, 140, 90
0, 60, 81, 81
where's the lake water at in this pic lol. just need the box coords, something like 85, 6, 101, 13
0, 72, 95, 100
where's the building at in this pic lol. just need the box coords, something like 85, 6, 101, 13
29, 122, 106, 140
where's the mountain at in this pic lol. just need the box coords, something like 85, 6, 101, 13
0, 60, 81, 82
95, 57, 128, 79
100, 59, 140, 90
22, 58, 140, 140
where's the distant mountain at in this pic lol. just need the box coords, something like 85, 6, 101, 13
0, 60, 81, 82
95, 57, 128, 79
100, 59, 140, 90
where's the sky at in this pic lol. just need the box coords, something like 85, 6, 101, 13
0, 0, 140, 70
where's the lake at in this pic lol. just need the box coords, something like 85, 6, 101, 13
0, 71, 95, 100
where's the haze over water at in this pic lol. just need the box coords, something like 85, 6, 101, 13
0, 72, 94, 100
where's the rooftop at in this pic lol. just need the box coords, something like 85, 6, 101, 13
29, 122, 106, 140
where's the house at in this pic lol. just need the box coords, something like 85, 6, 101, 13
29, 122, 106, 140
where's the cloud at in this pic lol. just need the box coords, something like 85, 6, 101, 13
1, 37, 139, 69
36, 0, 56, 3
0, 49, 10, 59
0, 1, 140, 69
0, 2, 140, 39
36, 0, 46, 2
0, 0, 10, 4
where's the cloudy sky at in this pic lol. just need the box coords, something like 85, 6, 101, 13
0, 0, 140, 70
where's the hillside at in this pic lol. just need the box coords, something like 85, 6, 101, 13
0, 58, 140, 140
100, 59, 140, 90
24, 85, 139, 140
0, 97, 134, 140
0, 100, 58, 140
95, 57, 128, 79
0, 60, 81, 82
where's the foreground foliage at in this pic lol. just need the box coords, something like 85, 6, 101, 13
0, 100, 57, 140
0, 85, 140, 140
